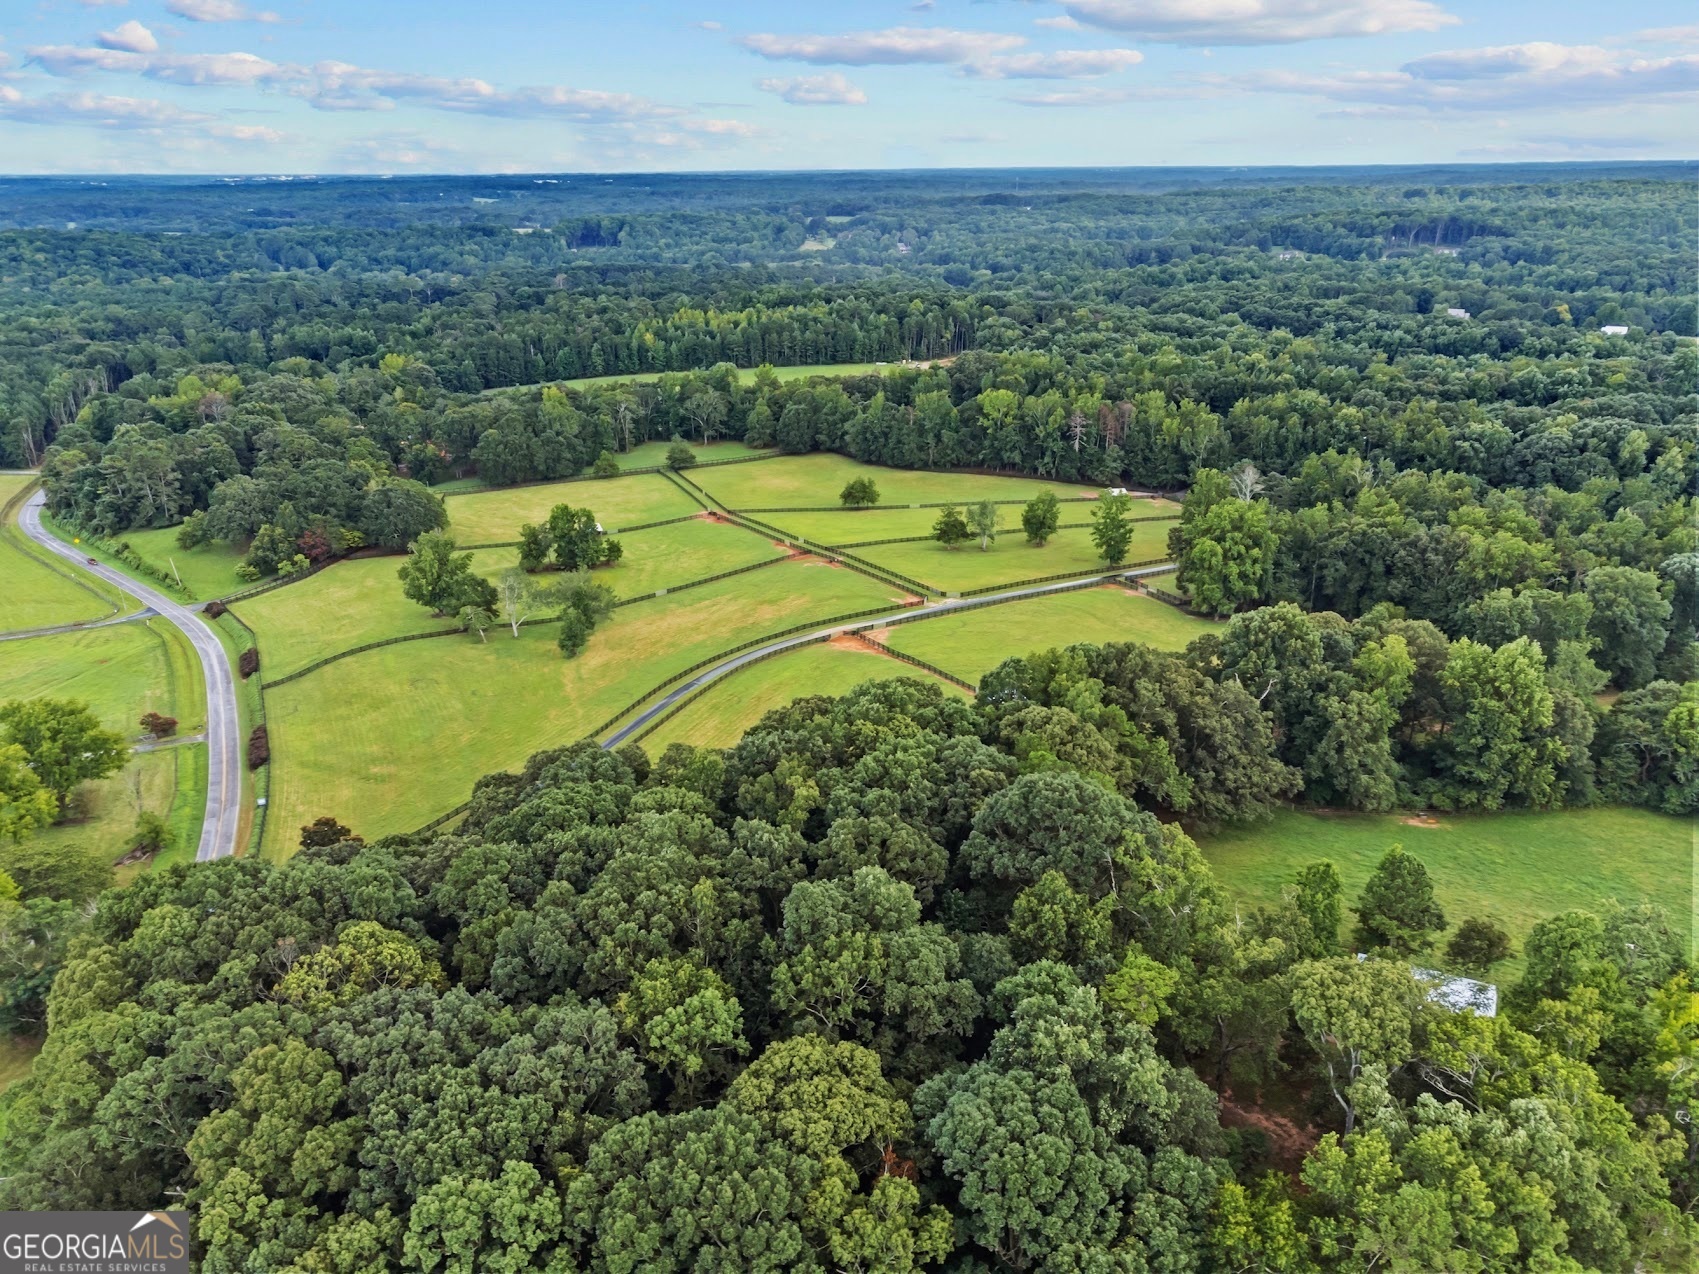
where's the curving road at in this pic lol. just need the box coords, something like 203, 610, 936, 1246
19, 490, 242, 862
603, 563, 1176, 748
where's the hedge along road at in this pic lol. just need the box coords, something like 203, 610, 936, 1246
20, 490, 241, 863
602, 561, 1178, 748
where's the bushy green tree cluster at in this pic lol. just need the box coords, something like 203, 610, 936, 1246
1, 677, 1688, 1270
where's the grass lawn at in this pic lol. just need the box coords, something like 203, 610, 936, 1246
883, 586, 1215, 683
643, 640, 969, 754
512, 363, 891, 394
113, 525, 249, 601
597, 518, 787, 599
619, 440, 772, 469
858, 523, 1172, 594
444, 472, 701, 544
691, 453, 1108, 511
232, 552, 492, 680
1199, 807, 1693, 975
260, 559, 900, 855
0, 475, 122, 631
0, 620, 207, 882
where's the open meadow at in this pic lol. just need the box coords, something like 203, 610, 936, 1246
0, 619, 207, 880
113, 524, 249, 601
443, 471, 700, 543
1198, 807, 1693, 976
881, 586, 1214, 683
0, 476, 124, 630
690, 453, 1107, 510
259, 558, 904, 854
639, 639, 968, 754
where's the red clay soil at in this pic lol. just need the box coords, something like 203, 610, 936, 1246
1219, 1090, 1323, 1176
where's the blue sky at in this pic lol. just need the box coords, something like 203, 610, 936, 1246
0, 1, 1693, 172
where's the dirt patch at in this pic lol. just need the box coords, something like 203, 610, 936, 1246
828, 632, 885, 654
1401, 814, 1445, 829
861, 626, 893, 645
696, 510, 725, 523
1219, 1091, 1321, 1176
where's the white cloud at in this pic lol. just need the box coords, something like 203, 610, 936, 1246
739, 26, 1026, 65
1034, 15, 1084, 30
207, 121, 285, 142
165, 0, 280, 23
97, 20, 157, 54
1059, 0, 1458, 45
757, 72, 868, 104
78, 0, 129, 7
30, 44, 289, 86
0, 89, 214, 129
1233, 41, 1699, 111
968, 48, 1143, 78
1006, 85, 1137, 106
696, 21, 723, 31
1631, 25, 1699, 46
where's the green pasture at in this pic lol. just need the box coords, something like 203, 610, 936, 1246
0, 620, 207, 882
597, 518, 787, 599
259, 559, 900, 855
882, 586, 1215, 684
643, 641, 967, 754
1199, 807, 1693, 973
511, 363, 891, 395
857, 522, 1172, 594
232, 551, 515, 681
444, 472, 701, 544
618, 439, 772, 469
691, 453, 1107, 511
0, 476, 121, 631
114, 525, 249, 601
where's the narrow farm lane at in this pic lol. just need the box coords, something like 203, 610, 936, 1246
19, 491, 242, 862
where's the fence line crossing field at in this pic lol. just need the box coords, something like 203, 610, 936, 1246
639, 639, 969, 754
1198, 807, 1692, 976
443, 471, 702, 543
231, 550, 516, 681
881, 586, 1215, 684
258, 559, 904, 855
857, 522, 1173, 593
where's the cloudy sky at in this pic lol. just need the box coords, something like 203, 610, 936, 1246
0, 0, 1693, 172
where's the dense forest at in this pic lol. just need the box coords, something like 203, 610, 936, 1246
1, 166, 1694, 1269
2, 683, 1692, 1270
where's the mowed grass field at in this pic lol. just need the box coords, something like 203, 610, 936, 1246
598, 518, 788, 598
1199, 807, 1693, 973
0, 620, 207, 878
882, 586, 1215, 683
260, 560, 902, 855
444, 472, 700, 544
0, 475, 122, 631
114, 524, 249, 601
692, 453, 1106, 510
641, 640, 969, 754
859, 523, 1173, 593
619, 440, 772, 469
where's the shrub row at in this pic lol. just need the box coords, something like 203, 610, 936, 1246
246, 724, 269, 770
237, 646, 260, 679
54, 521, 195, 601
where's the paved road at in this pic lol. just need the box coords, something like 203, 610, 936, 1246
603, 563, 1176, 748
19, 491, 242, 862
